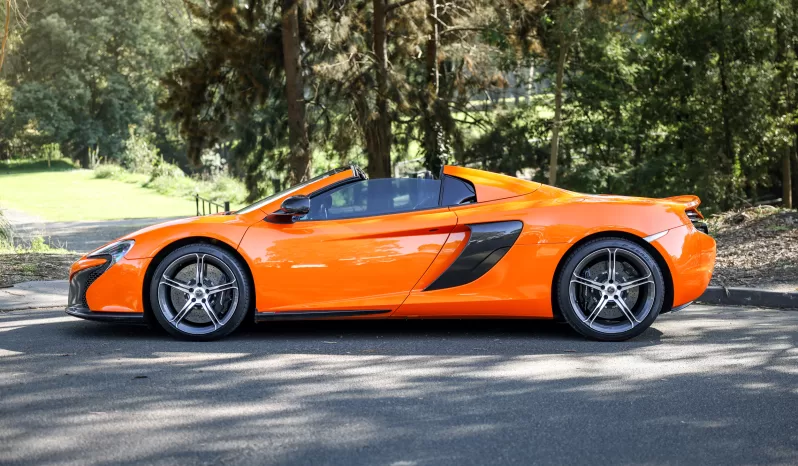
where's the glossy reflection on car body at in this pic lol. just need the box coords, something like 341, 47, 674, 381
66, 164, 716, 341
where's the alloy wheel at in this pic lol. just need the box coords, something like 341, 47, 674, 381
157, 253, 240, 335
568, 247, 656, 335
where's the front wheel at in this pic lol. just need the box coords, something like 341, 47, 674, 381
149, 243, 252, 341
556, 238, 666, 341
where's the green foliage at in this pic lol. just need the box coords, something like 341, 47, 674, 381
92, 156, 247, 207
0, 210, 12, 248
2, 0, 193, 165
461, 105, 550, 177
0, 235, 72, 254
121, 128, 162, 174
93, 163, 125, 179
144, 170, 196, 198
0, 157, 78, 173
2, 0, 798, 212
36, 143, 62, 161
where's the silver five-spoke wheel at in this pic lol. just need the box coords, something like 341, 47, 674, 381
150, 244, 251, 340
557, 238, 665, 341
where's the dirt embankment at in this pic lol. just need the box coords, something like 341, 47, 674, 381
708, 206, 798, 289
0, 253, 81, 288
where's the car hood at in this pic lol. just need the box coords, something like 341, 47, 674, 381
116, 213, 261, 260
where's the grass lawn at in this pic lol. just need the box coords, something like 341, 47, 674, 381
0, 163, 198, 221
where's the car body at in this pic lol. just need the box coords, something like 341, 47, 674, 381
67, 165, 716, 341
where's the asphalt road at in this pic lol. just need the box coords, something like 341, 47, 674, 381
1, 305, 797, 465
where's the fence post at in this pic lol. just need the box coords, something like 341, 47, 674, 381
224, 201, 230, 213
195, 194, 200, 216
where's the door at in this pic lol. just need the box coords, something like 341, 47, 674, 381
241, 178, 459, 313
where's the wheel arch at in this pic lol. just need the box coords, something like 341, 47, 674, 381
549, 230, 674, 320
141, 236, 257, 322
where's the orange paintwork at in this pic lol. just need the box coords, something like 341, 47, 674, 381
69, 257, 109, 278
71, 165, 715, 319
443, 165, 540, 202
650, 224, 715, 307
238, 208, 458, 312
85, 258, 152, 313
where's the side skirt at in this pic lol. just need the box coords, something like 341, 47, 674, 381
255, 309, 391, 323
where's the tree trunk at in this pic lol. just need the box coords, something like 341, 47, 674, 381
0, 0, 10, 73
526, 65, 535, 102
716, 0, 735, 178
422, 0, 444, 175
368, 0, 392, 178
548, 43, 567, 186
281, 0, 311, 184
783, 146, 793, 209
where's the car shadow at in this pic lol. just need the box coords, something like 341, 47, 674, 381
4, 310, 664, 357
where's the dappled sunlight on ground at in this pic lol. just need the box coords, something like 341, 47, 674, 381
1, 306, 797, 464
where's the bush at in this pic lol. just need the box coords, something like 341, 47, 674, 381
199, 175, 248, 205
145, 171, 197, 199
93, 163, 125, 179
148, 160, 186, 180
37, 143, 63, 162
0, 210, 12, 248
90, 155, 248, 209
121, 128, 160, 173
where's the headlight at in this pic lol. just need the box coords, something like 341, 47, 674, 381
87, 240, 135, 264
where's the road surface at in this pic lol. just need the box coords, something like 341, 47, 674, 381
1, 305, 796, 465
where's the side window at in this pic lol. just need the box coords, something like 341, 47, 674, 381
305, 178, 441, 220
441, 175, 477, 206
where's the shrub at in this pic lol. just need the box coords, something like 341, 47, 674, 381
199, 175, 248, 205
145, 170, 197, 199
0, 210, 12, 248
37, 143, 63, 162
93, 163, 125, 179
121, 128, 160, 173
200, 148, 227, 179
29, 236, 49, 252
148, 160, 186, 180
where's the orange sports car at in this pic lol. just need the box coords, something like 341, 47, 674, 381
67, 165, 716, 341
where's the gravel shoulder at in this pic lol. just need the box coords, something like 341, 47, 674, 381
0, 253, 81, 288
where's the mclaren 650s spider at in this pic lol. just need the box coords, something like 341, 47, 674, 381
67, 165, 716, 341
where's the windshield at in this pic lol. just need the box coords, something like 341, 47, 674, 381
236, 167, 352, 215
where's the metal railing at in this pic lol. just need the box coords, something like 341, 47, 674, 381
195, 194, 231, 216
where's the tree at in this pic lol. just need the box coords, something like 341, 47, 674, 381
0, 0, 23, 74
7, 0, 183, 165
281, 0, 311, 183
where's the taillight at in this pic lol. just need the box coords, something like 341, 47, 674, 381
686, 209, 709, 234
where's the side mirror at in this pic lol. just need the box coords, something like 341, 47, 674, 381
266, 195, 310, 224
281, 195, 310, 215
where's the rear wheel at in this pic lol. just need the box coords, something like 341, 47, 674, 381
149, 243, 251, 341
556, 238, 665, 341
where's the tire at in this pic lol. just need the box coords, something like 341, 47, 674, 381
556, 238, 666, 341
149, 243, 252, 341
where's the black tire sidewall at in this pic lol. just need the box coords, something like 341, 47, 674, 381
149, 243, 251, 341
556, 238, 665, 341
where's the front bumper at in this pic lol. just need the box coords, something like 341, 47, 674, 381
66, 256, 148, 324
66, 305, 146, 324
